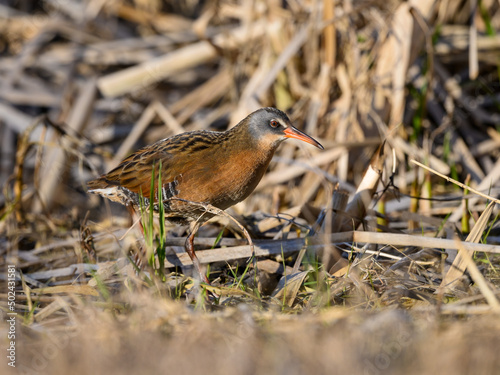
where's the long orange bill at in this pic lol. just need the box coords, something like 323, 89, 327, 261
284, 127, 324, 150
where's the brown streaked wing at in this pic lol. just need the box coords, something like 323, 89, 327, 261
96, 131, 227, 200
99, 148, 173, 199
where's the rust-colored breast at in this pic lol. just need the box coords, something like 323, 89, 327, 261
176, 147, 273, 210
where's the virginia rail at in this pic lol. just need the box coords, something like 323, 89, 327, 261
87, 107, 323, 283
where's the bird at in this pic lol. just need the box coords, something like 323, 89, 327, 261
87, 107, 323, 283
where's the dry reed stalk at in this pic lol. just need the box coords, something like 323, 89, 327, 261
0, 101, 35, 134
295, 171, 327, 207
305, 63, 331, 136
434, 60, 493, 125
33, 297, 73, 323
271, 270, 310, 307
108, 102, 157, 169
322, 231, 500, 254
172, 69, 232, 126
378, 120, 451, 175
33, 78, 97, 212
153, 101, 184, 135
257, 147, 350, 191
454, 238, 500, 312
412, 159, 500, 205
468, 0, 478, 79
441, 201, 495, 290
322, 0, 336, 67
340, 142, 386, 232
373, 0, 436, 128
333, 64, 350, 182
256, 205, 303, 233
453, 134, 485, 183
18, 229, 499, 283
320, 187, 349, 273
231, 21, 308, 124
256, 259, 293, 276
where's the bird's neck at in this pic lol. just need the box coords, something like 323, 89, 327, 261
226, 121, 281, 154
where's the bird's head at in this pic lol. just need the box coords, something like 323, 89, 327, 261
244, 107, 324, 151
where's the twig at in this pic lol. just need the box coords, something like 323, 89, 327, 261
455, 238, 500, 311
411, 159, 500, 205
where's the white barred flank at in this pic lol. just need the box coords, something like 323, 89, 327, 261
87, 187, 119, 196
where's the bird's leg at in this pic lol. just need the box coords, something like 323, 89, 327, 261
201, 203, 256, 266
199, 203, 258, 278
173, 198, 257, 277
172, 198, 255, 258
185, 221, 210, 284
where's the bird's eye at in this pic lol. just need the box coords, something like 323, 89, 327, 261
270, 120, 279, 128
